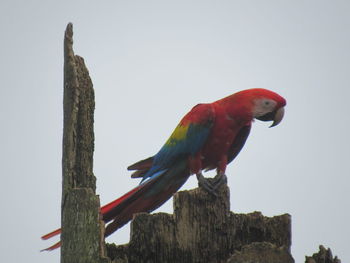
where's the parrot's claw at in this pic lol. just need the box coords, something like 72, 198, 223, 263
196, 173, 218, 196
196, 172, 227, 196
213, 172, 227, 187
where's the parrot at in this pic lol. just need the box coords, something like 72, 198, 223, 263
41, 88, 286, 251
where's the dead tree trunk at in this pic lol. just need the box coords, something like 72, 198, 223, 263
106, 185, 341, 263
106, 185, 294, 263
60, 23, 109, 263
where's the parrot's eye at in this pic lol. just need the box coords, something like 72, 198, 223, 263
252, 98, 277, 119
261, 99, 275, 109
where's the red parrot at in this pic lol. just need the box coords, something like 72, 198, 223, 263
41, 88, 286, 251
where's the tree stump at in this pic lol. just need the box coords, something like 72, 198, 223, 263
107, 185, 293, 263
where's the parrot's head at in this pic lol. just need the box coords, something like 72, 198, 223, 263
218, 88, 286, 127
249, 89, 286, 127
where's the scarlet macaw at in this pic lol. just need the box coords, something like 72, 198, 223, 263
42, 88, 286, 250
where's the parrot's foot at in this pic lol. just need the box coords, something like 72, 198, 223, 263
196, 172, 227, 196
196, 173, 218, 196
213, 172, 228, 187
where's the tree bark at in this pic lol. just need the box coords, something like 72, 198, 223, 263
61, 23, 109, 263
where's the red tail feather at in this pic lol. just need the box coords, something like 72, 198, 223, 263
41, 241, 61, 252
41, 183, 145, 251
41, 160, 189, 251
100, 184, 142, 216
41, 228, 61, 240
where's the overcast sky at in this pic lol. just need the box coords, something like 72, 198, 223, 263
1, 1, 349, 262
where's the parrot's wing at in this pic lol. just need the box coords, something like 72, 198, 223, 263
227, 124, 251, 164
128, 156, 154, 178
139, 103, 215, 181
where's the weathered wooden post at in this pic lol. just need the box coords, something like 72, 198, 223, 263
60, 23, 109, 263
106, 186, 342, 263
106, 185, 294, 263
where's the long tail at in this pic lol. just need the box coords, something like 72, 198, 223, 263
41, 159, 189, 251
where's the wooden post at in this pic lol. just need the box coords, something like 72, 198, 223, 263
106, 186, 342, 263
107, 185, 294, 263
61, 23, 109, 263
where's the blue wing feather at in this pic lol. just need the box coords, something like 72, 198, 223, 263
141, 104, 214, 182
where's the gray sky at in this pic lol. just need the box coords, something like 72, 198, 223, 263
1, 1, 349, 262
